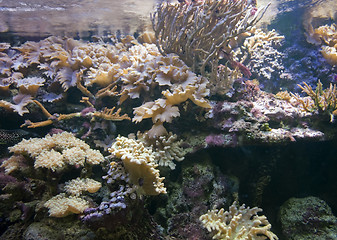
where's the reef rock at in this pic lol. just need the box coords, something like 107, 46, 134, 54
279, 196, 337, 240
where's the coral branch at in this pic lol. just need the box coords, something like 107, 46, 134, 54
151, 0, 269, 88
92, 107, 131, 121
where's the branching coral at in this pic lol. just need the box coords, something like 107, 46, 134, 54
20, 99, 130, 129
151, 0, 269, 86
200, 201, 278, 240
108, 136, 166, 195
291, 80, 337, 121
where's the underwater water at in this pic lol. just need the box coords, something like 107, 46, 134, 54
1, 0, 337, 239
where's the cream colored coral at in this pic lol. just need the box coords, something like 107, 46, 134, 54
4, 132, 104, 173
243, 28, 285, 53
85, 148, 105, 165
133, 75, 210, 137
134, 131, 190, 170
64, 177, 102, 196
34, 149, 64, 171
0, 94, 32, 116
62, 147, 86, 166
108, 136, 166, 195
0, 155, 25, 174
44, 194, 89, 217
321, 45, 337, 66
15, 77, 45, 96
200, 201, 278, 240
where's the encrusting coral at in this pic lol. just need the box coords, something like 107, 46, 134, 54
199, 201, 278, 240
108, 136, 166, 195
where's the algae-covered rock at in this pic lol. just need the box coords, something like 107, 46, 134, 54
23, 217, 94, 240
279, 196, 337, 240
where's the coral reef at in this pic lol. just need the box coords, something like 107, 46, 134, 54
201, 80, 326, 149
0, 35, 211, 138
200, 201, 278, 240
2, 1, 337, 239
151, 151, 235, 240
241, 28, 286, 92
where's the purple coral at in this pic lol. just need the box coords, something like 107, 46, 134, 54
81, 186, 128, 222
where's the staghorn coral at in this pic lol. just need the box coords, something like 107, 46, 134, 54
108, 136, 166, 195
20, 99, 130, 129
199, 201, 278, 240
291, 80, 337, 121
2, 131, 104, 172
151, 0, 269, 89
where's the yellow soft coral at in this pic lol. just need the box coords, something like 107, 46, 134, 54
108, 136, 166, 195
